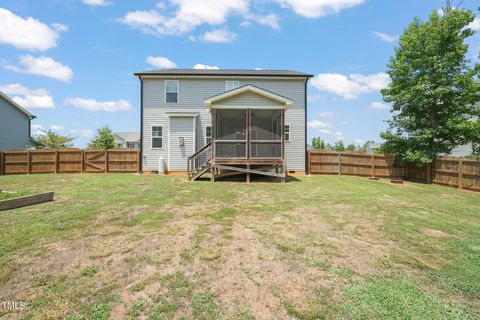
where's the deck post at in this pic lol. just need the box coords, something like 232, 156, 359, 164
246, 164, 251, 183
211, 165, 216, 182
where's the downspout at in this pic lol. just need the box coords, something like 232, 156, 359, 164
139, 77, 144, 173
304, 77, 308, 175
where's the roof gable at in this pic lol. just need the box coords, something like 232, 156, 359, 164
204, 85, 293, 109
0, 91, 36, 119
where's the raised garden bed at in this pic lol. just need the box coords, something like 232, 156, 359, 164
0, 191, 54, 211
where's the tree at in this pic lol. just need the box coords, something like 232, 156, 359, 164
357, 140, 375, 153
88, 126, 115, 149
333, 141, 345, 152
346, 144, 356, 152
34, 130, 75, 149
380, 7, 480, 165
311, 137, 326, 150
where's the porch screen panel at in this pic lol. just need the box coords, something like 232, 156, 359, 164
250, 109, 282, 158
215, 109, 247, 158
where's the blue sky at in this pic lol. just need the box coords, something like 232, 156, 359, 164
0, 0, 479, 147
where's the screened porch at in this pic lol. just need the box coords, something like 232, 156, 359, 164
212, 108, 285, 160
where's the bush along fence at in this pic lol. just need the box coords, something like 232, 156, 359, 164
308, 150, 480, 192
0, 149, 140, 175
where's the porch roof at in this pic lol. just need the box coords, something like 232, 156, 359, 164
204, 85, 293, 110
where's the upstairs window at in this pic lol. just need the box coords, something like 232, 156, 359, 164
285, 125, 290, 142
206, 126, 212, 144
152, 126, 163, 148
165, 80, 179, 103
225, 80, 239, 91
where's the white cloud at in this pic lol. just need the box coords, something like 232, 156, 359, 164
82, 0, 111, 6
274, 0, 364, 18
243, 13, 280, 30
65, 98, 132, 112
341, 120, 348, 125
193, 64, 220, 70
0, 83, 55, 108
373, 31, 398, 43
121, 0, 248, 37
5, 55, 73, 82
50, 125, 64, 131
370, 101, 390, 110
310, 72, 390, 100
319, 128, 344, 140
469, 17, 480, 32
307, 94, 322, 102
201, 28, 237, 43
318, 110, 334, 118
355, 138, 364, 144
307, 120, 333, 129
51, 23, 68, 32
0, 8, 59, 51
146, 56, 177, 69
70, 129, 94, 137
31, 124, 44, 135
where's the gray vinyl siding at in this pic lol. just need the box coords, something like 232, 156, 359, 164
142, 78, 306, 172
0, 97, 32, 150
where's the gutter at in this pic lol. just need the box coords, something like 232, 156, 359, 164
304, 77, 308, 175
139, 76, 144, 173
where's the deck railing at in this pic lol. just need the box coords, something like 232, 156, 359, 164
187, 142, 212, 179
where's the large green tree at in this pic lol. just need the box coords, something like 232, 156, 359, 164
35, 130, 75, 149
380, 7, 480, 165
88, 126, 115, 149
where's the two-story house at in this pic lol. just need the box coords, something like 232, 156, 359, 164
0, 91, 37, 150
134, 69, 312, 181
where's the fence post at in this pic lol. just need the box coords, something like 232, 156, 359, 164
81, 150, 85, 173
27, 150, 31, 174
137, 150, 141, 173
105, 149, 108, 173
307, 151, 311, 175
55, 150, 59, 174
338, 152, 342, 175
426, 163, 431, 184
371, 154, 375, 178
0, 151, 3, 175
458, 159, 463, 189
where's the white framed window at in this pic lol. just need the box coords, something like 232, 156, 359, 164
284, 124, 290, 142
205, 126, 212, 144
225, 80, 240, 91
152, 126, 163, 149
165, 80, 179, 103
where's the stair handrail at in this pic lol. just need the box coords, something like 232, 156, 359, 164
187, 142, 212, 179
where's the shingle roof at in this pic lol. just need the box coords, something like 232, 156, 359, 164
114, 132, 140, 142
0, 91, 36, 119
134, 69, 313, 78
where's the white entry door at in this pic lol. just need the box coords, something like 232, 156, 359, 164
168, 117, 195, 171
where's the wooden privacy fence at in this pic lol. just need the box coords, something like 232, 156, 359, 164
0, 149, 140, 175
308, 150, 480, 192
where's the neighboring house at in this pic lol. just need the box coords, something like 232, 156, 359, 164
0, 91, 37, 150
134, 69, 312, 180
449, 144, 473, 157
366, 142, 382, 154
114, 132, 140, 149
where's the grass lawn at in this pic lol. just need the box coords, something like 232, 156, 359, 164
0, 174, 479, 319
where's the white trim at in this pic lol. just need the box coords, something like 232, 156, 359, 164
205, 85, 293, 110
225, 80, 239, 91
193, 116, 196, 152
166, 112, 199, 117
151, 125, 164, 150
209, 105, 285, 110
140, 75, 308, 81
285, 124, 291, 142
165, 79, 179, 104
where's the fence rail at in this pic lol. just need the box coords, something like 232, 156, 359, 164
308, 150, 480, 192
0, 149, 140, 175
